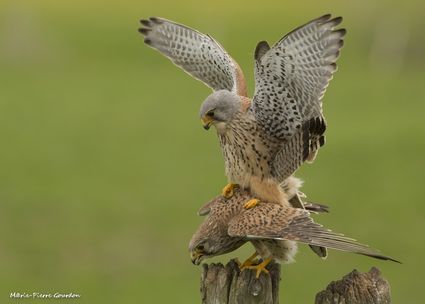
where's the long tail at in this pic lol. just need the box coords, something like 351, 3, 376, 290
282, 212, 401, 263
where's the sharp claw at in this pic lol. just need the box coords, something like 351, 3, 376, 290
240, 259, 260, 270
241, 258, 272, 278
239, 252, 259, 270
222, 183, 239, 199
243, 199, 260, 209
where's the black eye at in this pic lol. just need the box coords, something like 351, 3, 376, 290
197, 244, 205, 251
206, 110, 215, 117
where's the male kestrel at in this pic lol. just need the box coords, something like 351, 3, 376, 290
189, 188, 399, 278
139, 15, 344, 207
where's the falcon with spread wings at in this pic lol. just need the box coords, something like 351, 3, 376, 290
139, 15, 345, 207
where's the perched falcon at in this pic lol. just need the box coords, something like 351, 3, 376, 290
189, 188, 399, 278
139, 15, 344, 207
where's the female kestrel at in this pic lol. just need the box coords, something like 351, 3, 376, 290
139, 15, 344, 207
189, 188, 399, 278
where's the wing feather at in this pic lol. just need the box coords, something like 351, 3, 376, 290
228, 204, 399, 262
271, 116, 326, 181
139, 17, 247, 96
252, 14, 345, 141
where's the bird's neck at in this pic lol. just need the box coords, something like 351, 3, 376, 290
214, 121, 228, 134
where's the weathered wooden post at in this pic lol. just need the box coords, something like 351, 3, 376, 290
200, 261, 391, 304
315, 267, 391, 304
200, 259, 280, 304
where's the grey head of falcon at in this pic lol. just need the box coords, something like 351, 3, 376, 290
199, 90, 240, 131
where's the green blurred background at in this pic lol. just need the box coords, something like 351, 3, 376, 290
0, 0, 424, 303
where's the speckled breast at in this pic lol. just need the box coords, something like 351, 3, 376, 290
218, 113, 281, 187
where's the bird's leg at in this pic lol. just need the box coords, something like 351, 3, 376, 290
243, 258, 272, 279
239, 252, 259, 269
243, 198, 260, 209
222, 183, 239, 198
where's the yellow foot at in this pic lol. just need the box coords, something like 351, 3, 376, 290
243, 258, 272, 279
222, 183, 239, 199
239, 252, 259, 269
243, 199, 260, 210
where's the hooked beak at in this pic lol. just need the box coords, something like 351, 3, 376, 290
201, 116, 213, 130
190, 251, 204, 265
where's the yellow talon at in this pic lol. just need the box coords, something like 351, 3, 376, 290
243, 258, 272, 278
222, 183, 238, 198
239, 252, 259, 269
243, 199, 260, 209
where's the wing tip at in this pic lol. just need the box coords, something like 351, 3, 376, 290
139, 17, 163, 27
138, 27, 151, 35
336, 28, 347, 36
197, 208, 210, 216
140, 19, 150, 26
362, 251, 402, 264
304, 202, 330, 213
331, 16, 343, 26
382, 256, 402, 264
149, 17, 163, 24
317, 14, 332, 22
254, 41, 270, 61
317, 15, 344, 28
139, 18, 155, 41
319, 135, 325, 147
317, 14, 343, 23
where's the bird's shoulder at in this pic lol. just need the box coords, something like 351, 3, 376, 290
239, 96, 252, 112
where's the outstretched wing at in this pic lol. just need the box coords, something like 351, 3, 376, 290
252, 14, 345, 141
228, 204, 399, 262
139, 17, 247, 96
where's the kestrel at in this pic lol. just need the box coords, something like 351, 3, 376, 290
189, 188, 399, 278
139, 15, 344, 207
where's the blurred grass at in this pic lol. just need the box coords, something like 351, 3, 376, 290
0, 0, 424, 303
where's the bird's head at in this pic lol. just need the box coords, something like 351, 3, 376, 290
188, 196, 246, 265
189, 234, 244, 266
189, 239, 214, 265
199, 90, 240, 132
189, 221, 227, 265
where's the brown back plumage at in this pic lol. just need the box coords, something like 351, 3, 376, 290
226, 193, 399, 263
193, 188, 399, 263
